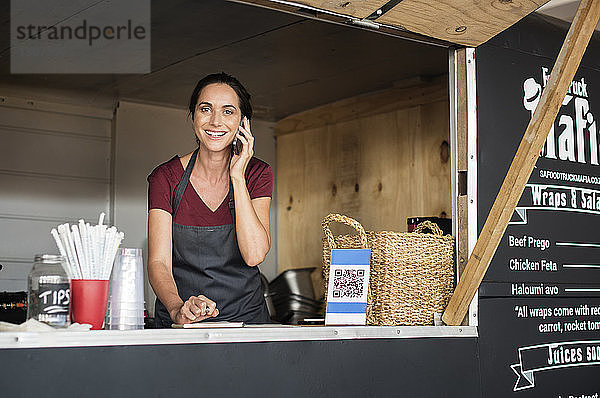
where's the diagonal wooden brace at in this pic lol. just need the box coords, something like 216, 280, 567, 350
443, 0, 600, 326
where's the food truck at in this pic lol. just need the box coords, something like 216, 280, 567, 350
1, 0, 599, 396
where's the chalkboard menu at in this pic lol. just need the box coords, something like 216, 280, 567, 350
476, 15, 600, 397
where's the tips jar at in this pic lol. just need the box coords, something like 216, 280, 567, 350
27, 255, 71, 327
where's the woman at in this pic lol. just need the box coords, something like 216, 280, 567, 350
147, 73, 272, 327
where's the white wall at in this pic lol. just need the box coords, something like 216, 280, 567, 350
113, 100, 278, 316
0, 87, 114, 291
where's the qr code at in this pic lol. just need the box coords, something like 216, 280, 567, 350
332, 269, 365, 298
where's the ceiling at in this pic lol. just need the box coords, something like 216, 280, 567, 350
0, 0, 591, 121
0, 0, 448, 121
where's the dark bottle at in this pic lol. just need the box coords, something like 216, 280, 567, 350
0, 292, 27, 324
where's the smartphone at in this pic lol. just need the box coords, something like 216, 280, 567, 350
232, 121, 244, 155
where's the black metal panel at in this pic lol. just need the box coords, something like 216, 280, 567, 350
0, 338, 479, 398
480, 298, 600, 397
477, 22, 600, 283
483, 14, 600, 66
476, 14, 600, 398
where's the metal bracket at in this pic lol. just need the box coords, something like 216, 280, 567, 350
365, 0, 405, 20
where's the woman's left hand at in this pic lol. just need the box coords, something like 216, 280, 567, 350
230, 116, 254, 181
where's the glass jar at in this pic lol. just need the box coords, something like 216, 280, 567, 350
27, 255, 71, 327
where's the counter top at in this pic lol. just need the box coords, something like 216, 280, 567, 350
0, 325, 477, 349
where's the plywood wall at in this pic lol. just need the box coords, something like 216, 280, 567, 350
276, 77, 451, 272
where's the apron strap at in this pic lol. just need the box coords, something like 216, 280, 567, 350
228, 179, 235, 221
172, 148, 199, 217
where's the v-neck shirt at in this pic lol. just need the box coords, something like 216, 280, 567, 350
148, 155, 272, 226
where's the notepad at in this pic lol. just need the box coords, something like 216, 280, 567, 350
171, 322, 244, 328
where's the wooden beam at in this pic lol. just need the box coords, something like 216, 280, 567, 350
378, 0, 548, 47
455, 48, 468, 172
442, 0, 600, 326
248, 0, 550, 46
275, 76, 447, 136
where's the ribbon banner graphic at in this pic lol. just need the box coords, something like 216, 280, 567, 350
510, 184, 600, 225
511, 340, 600, 391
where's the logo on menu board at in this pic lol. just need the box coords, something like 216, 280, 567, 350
512, 68, 600, 225
523, 67, 599, 166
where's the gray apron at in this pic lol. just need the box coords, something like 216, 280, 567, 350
154, 148, 270, 327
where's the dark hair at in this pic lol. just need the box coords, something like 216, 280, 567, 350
188, 72, 252, 121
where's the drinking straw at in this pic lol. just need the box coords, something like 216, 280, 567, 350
101, 227, 116, 278
61, 224, 81, 272
103, 230, 124, 280
65, 225, 82, 278
97, 224, 107, 278
50, 228, 67, 260
71, 225, 87, 279
100, 227, 110, 278
58, 224, 82, 279
85, 222, 96, 279
64, 223, 83, 279
58, 231, 73, 278
50, 213, 125, 281
50, 228, 74, 280
91, 224, 100, 279
78, 220, 91, 278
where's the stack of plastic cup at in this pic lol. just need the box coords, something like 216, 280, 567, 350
105, 248, 144, 330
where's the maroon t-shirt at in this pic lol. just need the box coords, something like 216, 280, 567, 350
148, 156, 273, 226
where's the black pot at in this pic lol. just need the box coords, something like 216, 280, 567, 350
269, 268, 316, 300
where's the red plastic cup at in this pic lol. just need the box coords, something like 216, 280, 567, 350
71, 279, 110, 330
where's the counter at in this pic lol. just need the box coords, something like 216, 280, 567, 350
0, 325, 476, 348
0, 326, 479, 397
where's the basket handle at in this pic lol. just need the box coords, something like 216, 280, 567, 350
413, 220, 444, 235
322, 214, 368, 249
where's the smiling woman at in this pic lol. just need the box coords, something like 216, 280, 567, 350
147, 73, 273, 328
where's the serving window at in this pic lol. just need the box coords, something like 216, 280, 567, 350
0, 0, 477, 333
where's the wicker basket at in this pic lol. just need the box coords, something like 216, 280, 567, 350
322, 213, 454, 326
